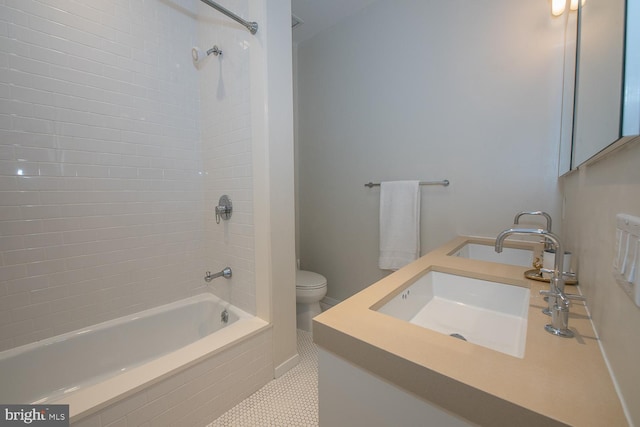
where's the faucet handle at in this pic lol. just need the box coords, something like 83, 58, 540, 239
539, 268, 575, 279
540, 289, 562, 299
539, 290, 586, 305
564, 293, 586, 302
539, 289, 586, 338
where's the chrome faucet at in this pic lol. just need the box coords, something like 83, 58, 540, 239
204, 267, 233, 282
513, 211, 553, 251
495, 227, 585, 338
513, 211, 552, 231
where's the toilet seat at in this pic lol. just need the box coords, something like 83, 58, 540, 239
296, 270, 327, 290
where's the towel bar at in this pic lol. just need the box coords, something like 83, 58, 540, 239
364, 180, 450, 188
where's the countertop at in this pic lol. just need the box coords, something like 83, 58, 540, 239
313, 236, 628, 427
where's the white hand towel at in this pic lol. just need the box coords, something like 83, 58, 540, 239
378, 181, 421, 270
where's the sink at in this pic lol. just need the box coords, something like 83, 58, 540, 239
449, 242, 534, 267
375, 271, 529, 358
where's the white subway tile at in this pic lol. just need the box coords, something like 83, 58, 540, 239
60, 163, 110, 178
0, 4, 29, 26
27, 44, 69, 67
50, 64, 121, 93
8, 54, 51, 77
0, 264, 28, 282
46, 267, 94, 288
9, 85, 55, 106
0, 205, 21, 221
15, 146, 60, 162
30, 284, 68, 305
12, 116, 54, 134
6, 22, 49, 49
20, 205, 62, 220
0, 291, 29, 312
59, 122, 121, 141
99, 389, 148, 426
23, 232, 63, 249
0, 235, 24, 251
36, 163, 64, 177
102, 63, 135, 83
3, 247, 45, 265
26, 259, 66, 276
16, 176, 62, 191
49, 0, 104, 28
5, 131, 57, 150
0, 318, 33, 342
0, 218, 43, 235
10, 300, 51, 323
0, 161, 35, 177
31, 104, 57, 121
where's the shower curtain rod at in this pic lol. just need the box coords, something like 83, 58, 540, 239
199, 0, 258, 34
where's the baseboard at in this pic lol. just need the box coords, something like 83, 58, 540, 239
274, 352, 300, 379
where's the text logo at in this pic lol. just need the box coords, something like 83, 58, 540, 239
0, 405, 68, 426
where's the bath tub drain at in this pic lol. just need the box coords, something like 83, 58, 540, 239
450, 333, 467, 341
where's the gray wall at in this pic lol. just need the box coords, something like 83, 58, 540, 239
296, 0, 566, 301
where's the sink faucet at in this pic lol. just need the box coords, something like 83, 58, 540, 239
513, 211, 553, 251
513, 211, 552, 231
495, 227, 585, 338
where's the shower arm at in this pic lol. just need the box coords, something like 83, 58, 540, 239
198, 0, 258, 34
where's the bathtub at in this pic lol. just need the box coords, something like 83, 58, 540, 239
0, 293, 271, 424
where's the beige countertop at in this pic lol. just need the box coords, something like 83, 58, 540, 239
313, 236, 628, 427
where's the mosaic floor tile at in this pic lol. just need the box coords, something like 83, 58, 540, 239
207, 330, 318, 426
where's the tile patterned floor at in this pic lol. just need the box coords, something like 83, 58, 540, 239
207, 330, 319, 426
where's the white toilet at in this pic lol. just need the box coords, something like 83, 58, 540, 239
296, 270, 327, 332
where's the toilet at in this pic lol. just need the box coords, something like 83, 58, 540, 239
296, 270, 327, 332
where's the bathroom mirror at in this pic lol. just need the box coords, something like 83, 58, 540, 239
569, 0, 640, 170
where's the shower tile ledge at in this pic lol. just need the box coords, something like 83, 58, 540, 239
313, 236, 627, 427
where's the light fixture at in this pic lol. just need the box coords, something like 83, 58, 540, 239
552, 0, 566, 16
552, 0, 585, 16
570, 0, 586, 11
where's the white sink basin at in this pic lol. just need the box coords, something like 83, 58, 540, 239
376, 271, 529, 358
449, 242, 534, 267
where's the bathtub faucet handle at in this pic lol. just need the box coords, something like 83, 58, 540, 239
204, 267, 233, 282
215, 195, 232, 224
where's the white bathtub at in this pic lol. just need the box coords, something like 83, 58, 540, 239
0, 293, 271, 424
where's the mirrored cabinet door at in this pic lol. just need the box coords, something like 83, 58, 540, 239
571, 0, 626, 167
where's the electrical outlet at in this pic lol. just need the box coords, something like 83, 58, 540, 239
614, 214, 640, 307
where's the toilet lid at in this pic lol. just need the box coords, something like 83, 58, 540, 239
296, 270, 327, 289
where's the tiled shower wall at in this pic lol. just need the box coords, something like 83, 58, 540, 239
197, 1, 256, 316
0, 0, 256, 351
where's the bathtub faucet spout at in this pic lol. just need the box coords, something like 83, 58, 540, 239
204, 267, 232, 282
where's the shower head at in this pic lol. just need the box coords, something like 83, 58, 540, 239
192, 45, 223, 64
